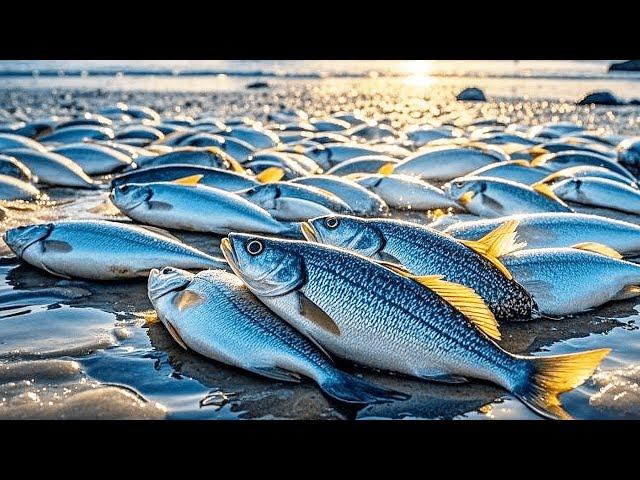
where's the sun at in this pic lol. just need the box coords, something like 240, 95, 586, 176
403, 61, 435, 86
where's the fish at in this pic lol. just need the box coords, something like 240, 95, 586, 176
54, 113, 113, 129
501, 244, 640, 316
148, 267, 407, 404
100, 103, 160, 122
111, 164, 260, 191
442, 212, 640, 257
309, 118, 351, 132
2, 148, 97, 188
3, 220, 226, 280
539, 165, 637, 187
305, 144, 388, 170
178, 134, 255, 162
325, 155, 399, 176
51, 143, 135, 175
533, 141, 617, 158
221, 126, 280, 150
354, 173, 460, 211
531, 150, 635, 181
467, 160, 550, 185
617, 137, 640, 175
221, 232, 610, 419
244, 152, 313, 179
0, 133, 47, 152
550, 177, 640, 215
236, 182, 353, 221
115, 125, 165, 142
291, 175, 388, 216
304, 214, 534, 322
0, 154, 35, 182
110, 180, 296, 236
39, 125, 115, 143
443, 176, 572, 217
345, 123, 398, 142
0, 174, 42, 201
391, 146, 505, 181
134, 147, 245, 173
405, 125, 464, 147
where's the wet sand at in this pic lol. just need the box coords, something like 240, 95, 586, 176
1, 80, 640, 419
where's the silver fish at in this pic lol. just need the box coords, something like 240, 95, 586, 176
115, 125, 164, 142
551, 176, 640, 215
39, 125, 115, 143
531, 150, 635, 181
100, 103, 160, 122
111, 182, 295, 235
392, 146, 505, 181
354, 173, 460, 211
540, 165, 637, 187
309, 118, 351, 132
134, 147, 245, 173
325, 155, 399, 176
2, 148, 96, 188
221, 126, 279, 150
0, 133, 47, 152
617, 137, 640, 175
111, 165, 259, 191
443, 212, 640, 257
0, 174, 42, 201
467, 160, 550, 185
178, 133, 255, 162
305, 144, 388, 170
304, 214, 534, 322
502, 246, 640, 316
291, 175, 388, 216
3, 220, 226, 280
237, 182, 352, 221
0, 154, 34, 182
148, 267, 406, 404
51, 143, 135, 175
221, 233, 609, 420
443, 176, 572, 217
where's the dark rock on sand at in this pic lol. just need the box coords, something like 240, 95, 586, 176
609, 60, 640, 72
456, 87, 486, 102
246, 81, 270, 89
577, 91, 625, 106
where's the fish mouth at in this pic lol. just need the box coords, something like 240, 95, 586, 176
300, 221, 318, 242
220, 237, 243, 279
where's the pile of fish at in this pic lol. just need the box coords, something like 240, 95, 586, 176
6, 103, 640, 419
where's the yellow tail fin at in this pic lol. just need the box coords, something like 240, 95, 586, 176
256, 167, 285, 183
458, 220, 524, 280
516, 348, 610, 420
532, 182, 564, 204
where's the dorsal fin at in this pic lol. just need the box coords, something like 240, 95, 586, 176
381, 263, 500, 340
173, 174, 203, 186
377, 163, 396, 176
571, 242, 623, 259
457, 220, 523, 280
530, 153, 552, 167
256, 167, 285, 183
532, 182, 564, 204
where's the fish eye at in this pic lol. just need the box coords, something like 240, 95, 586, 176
120, 184, 130, 193
246, 239, 264, 256
454, 181, 464, 188
161, 267, 173, 275
324, 216, 340, 229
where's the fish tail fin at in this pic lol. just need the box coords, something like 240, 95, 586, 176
320, 371, 410, 404
514, 348, 610, 420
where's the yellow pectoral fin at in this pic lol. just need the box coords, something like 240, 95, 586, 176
377, 163, 396, 176
571, 242, 623, 259
173, 290, 206, 311
173, 174, 204, 186
256, 167, 285, 183
458, 191, 475, 205
410, 275, 501, 341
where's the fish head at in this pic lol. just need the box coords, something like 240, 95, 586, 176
148, 267, 194, 304
110, 183, 153, 212
3, 223, 53, 256
304, 215, 385, 257
221, 233, 305, 297
549, 178, 580, 200
442, 177, 486, 207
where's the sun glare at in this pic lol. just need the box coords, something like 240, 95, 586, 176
403, 60, 435, 87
